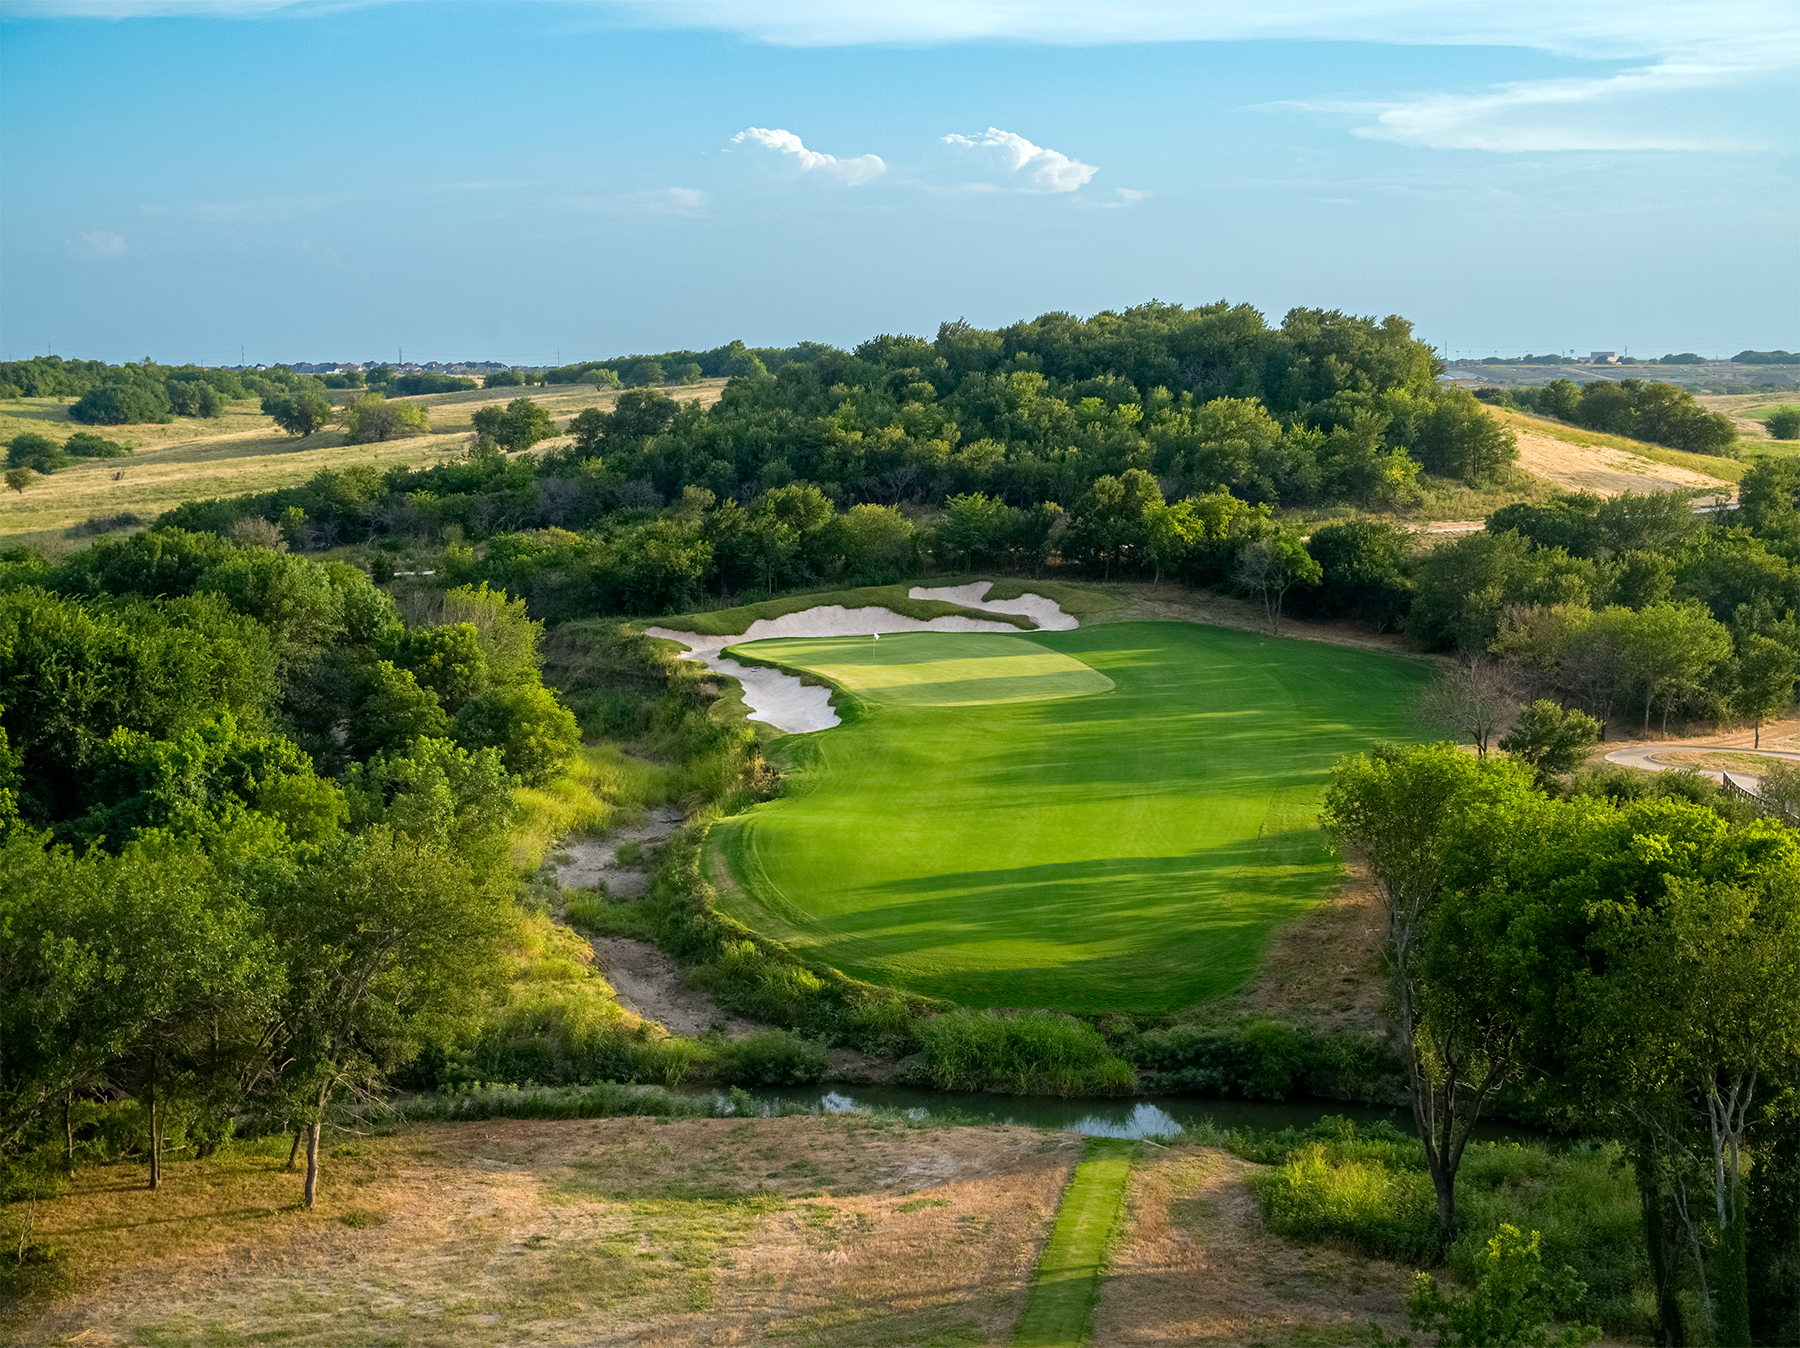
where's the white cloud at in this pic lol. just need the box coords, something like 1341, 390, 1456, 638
1285, 59, 1768, 152
941, 127, 1096, 192
75, 230, 126, 258
664, 187, 706, 209
730, 127, 885, 185
598, 1, 1796, 64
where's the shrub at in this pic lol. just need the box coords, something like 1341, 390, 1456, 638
1254, 1140, 1440, 1265
70, 380, 172, 425
1135, 1020, 1404, 1102
67, 512, 142, 537
1407, 1224, 1602, 1348
717, 1029, 829, 1085
391, 372, 477, 395
63, 432, 130, 458
1768, 407, 1800, 441
5, 432, 66, 474
906, 1008, 1136, 1097
5, 467, 38, 495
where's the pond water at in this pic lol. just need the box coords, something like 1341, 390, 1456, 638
719, 1083, 1547, 1144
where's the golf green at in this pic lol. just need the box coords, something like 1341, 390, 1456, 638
706, 622, 1432, 1014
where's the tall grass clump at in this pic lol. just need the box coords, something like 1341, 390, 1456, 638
388, 1080, 723, 1125
1254, 1141, 1439, 1264
905, 1008, 1136, 1097
1240, 1117, 1653, 1336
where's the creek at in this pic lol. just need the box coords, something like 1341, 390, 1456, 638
719, 1083, 1546, 1143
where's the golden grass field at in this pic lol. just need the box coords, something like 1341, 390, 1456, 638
0, 380, 728, 555
1, 1116, 1424, 1348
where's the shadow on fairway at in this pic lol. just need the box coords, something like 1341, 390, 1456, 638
793, 835, 1333, 1012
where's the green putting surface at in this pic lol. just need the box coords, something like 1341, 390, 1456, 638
730, 631, 1114, 706
707, 622, 1432, 1014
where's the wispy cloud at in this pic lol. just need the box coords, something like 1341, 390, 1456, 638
567, 186, 708, 214
941, 128, 1096, 192
730, 127, 885, 185
1105, 188, 1148, 208
1287, 59, 1768, 152
74, 230, 126, 258
598, 1, 1796, 63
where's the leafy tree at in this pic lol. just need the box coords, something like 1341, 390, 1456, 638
263, 828, 514, 1206
566, 406, 607, 458
165, 378, 224, 418
1144, 496, 1206, 586
345, 661, 448, 760
1732, 632, 1797, 746
1767, 408, 1800, 441
470, 397, 555, 453
607, 389, 680, 441
341, 393, 429, 443
264, 389, 333, 437
937, 492, 1010, 570
620, 357, 666, 388
0, 831, 283, 1187
7, 432, 68, 474
1622, 600, 1733, 733
400, 622, 490, 713
70, 379, 173, 426
1497, 700, 1601, 784
1418, 387, 1520, 484
1303, 518, 1413, 630
453, 685, 579, 786
1322, 745, 1538, 1245
4, 467, 36, 495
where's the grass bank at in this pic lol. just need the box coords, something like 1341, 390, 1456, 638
640, 583, 1036, 636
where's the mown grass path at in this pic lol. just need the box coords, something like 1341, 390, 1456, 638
708, 621, 1432, 1012
1013, 1138, 1135, 1348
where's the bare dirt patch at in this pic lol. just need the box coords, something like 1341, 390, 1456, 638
589, 936, 755, 1038
1225, 865, 1390, 1037
1091, 1147, 1414, 1346
9, 1116, 1078, 1348
1509, 423, 1733, 499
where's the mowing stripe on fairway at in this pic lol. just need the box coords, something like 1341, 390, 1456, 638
708, 622, 1434, 1013
1012, 1138, 1134, 1348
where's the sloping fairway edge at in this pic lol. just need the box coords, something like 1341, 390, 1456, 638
1012, 1138, 1134, 1348
705, 622, 1432, 1014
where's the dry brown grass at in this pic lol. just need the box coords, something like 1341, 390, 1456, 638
5, 1115, 1079, 1347
0, 381, 727, 554
1225, 865, 1389, 1037
1092, 1146, 1414, 1346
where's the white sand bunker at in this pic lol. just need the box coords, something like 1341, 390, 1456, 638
644, 582, 1077, 734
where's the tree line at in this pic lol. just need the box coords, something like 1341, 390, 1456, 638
1326, 739, 1800, 1345
1477, 378, 1738, 456
0, 533, 581, 1207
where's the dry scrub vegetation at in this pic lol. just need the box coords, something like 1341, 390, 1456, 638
3, 1118, 1440, 1348
1094, 1147, 1416, 1345
7, 1116, 1076, 1347
0, 380, 727, 553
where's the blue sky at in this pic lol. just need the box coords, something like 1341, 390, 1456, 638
1, 1, 1795, 366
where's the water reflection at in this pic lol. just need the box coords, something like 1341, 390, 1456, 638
721, 1084, 1545, 1143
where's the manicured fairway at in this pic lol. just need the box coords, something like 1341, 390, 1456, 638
706, 622, 1432, 1014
